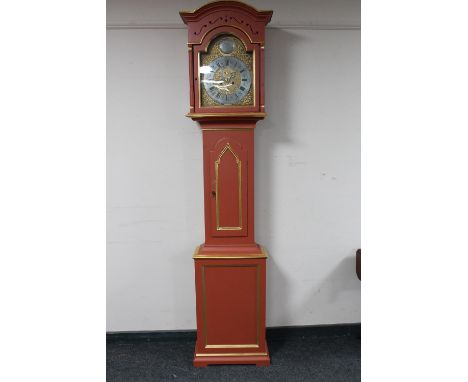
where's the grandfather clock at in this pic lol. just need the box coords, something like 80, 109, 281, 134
180, 1, 273, 367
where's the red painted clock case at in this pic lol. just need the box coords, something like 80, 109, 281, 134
180, 1, 273, 367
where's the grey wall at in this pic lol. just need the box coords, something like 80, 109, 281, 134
107, 0, 360, 331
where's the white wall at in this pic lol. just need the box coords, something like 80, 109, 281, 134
107, 0, 360, 28
107, 0, 361, 331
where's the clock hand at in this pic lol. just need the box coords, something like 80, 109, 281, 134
202, 80, 223, 84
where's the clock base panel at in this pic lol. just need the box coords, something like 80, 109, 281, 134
193, 253, 269, 367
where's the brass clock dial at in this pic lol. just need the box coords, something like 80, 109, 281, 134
202, 56, 252, 105
199, 35, 254, 107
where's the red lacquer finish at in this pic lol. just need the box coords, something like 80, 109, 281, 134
180, 1, 273, 367
193, 257, 269, 367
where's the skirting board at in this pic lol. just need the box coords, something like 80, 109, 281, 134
106, 323, 361, 342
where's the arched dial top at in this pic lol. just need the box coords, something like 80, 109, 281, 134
199, 34, 254, 107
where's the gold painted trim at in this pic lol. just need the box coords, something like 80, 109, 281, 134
192, 246, 269, 259
215, 143, 242, 231
253, 40, 256, 104
194, 255, 267, 259
186, 112, 266, 118
256, 264, 260, 344
205, 344, 259, 349
201, 264, 261, 348
201, 128, 252, 131
195, 352, 268, 357
201, 265, 208, 347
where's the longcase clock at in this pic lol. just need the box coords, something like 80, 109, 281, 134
180, 1, 273, 367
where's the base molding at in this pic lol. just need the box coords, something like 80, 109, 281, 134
193, 345, 270, 367
193, 340, 270, 367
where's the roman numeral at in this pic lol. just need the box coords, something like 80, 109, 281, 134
240, 69, 245, 73
240, 86, 245, 91
242, 79, 247, 81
